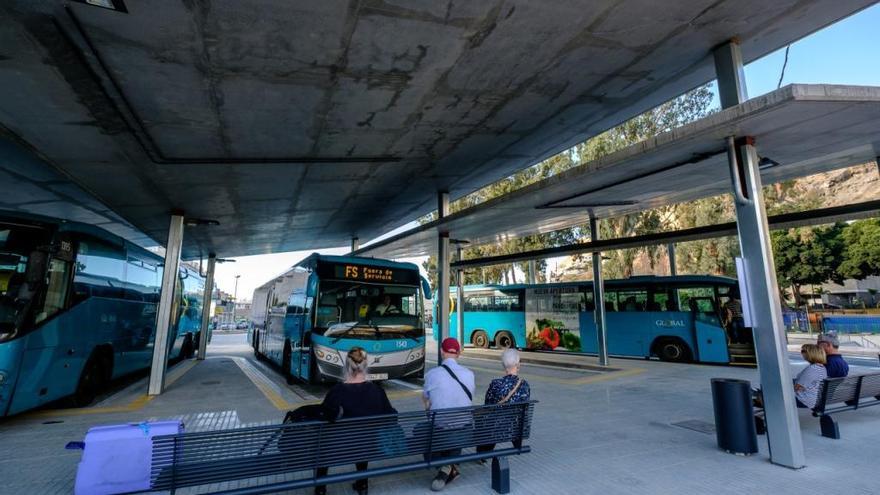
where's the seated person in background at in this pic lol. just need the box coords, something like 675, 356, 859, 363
478, 349, 531, 455
316, 347, 396, 495
374, 295, 397, 316
817, 333, 849, 378
794, 344, 828, 409
622, 296, 639, 312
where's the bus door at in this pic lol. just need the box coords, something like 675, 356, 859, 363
687, 295, 729, 363
16, 236, 77, 408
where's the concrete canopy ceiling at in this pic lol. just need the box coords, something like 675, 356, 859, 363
355, 84, 880, 259
0, 0, 875, 259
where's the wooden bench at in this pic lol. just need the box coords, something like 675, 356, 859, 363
812, 372, 880, 439
147, 401, 536, 494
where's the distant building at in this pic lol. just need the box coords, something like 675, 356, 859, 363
821, 276, 880, 308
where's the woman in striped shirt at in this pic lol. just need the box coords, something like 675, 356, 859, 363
794, 344, 827, 409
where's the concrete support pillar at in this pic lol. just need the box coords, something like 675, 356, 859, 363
590, 216, 609, 366
351, 237, 359, 252
667, 243, 677, 276
436, 192, 450, 364
715, 39, 804, 468
729, 137, 805, 468
149, 213, 185, 396
528, 259, 537, 284
456, 246, 465, 349
197, 254, 216, 360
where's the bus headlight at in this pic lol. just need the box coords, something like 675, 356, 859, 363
406, 348, 424, 362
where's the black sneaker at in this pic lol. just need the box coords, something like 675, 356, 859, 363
431, 466, 452, 491
445, 466, 460, 486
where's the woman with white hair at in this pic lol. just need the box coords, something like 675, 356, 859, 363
476, 349, 531, 456
315, 347, 396, 495
484, 348, 531, 406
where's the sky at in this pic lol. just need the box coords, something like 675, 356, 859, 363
213, 4, 880, 301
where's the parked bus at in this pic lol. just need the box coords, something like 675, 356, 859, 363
0, 211, 205, 416
436, 275, 755, 365
251, 254, 430, 384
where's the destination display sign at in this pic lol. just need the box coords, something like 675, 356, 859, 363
318, 262, 420, 285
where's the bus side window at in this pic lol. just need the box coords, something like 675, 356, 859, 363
604, 291, 617, 312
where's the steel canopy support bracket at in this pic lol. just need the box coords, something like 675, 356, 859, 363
149, 213, 185, 395
728, 137, 806, 468
590, 215, 609, 366
197, 254, 216, 360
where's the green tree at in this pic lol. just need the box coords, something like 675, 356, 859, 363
772, 224, 845, 306
838, 218, 880, 280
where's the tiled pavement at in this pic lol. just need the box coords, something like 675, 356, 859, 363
1, 333, 879, 494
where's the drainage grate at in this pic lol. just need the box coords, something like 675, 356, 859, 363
201, 380, 221, 386
671, 419, 715, 434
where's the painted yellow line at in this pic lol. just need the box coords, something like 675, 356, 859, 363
24, 359, 200, 418
230, 357, 303, 411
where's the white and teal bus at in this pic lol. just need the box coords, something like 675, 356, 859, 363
252, 254, 429, 384
436, 275, 756, 366
0, 211, 205, 416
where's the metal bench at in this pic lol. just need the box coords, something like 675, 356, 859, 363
148, 401, 536, 494
813, 372, 880, 439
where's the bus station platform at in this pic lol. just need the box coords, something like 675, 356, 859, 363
2, 334, 879, 495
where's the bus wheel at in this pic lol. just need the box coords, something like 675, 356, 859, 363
656, 339, 692, 363
471, 330, 489, 349
282, 342, 295, 385
72, 357, 104, 408
253, 332, 262, 360
180, 334, 195, 360
495, 332, 515, 350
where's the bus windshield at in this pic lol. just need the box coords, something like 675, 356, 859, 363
316, 280, 422, 340
0, 225, 48, 339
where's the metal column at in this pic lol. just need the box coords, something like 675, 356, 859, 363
590, 216, 609, 366
197, 254, 216, 360
528, 259, 537, 284
729, 137, 805, 468
436, 192, 450, 364
456, 246, 465, 349
149, 213, 185, 395
713, 41, 748, 109
351, 237, 360, 252
715, 39, 804, 468
667, 243, 677, 276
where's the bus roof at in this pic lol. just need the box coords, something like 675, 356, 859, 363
454, 275, 737, 292
0, 209, 160, 262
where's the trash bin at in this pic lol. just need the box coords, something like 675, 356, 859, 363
710, 378, 758, 455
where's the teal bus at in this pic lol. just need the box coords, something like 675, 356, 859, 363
436, 275, 755, 365
251, 254, 429, 384
0, 211, 205, 416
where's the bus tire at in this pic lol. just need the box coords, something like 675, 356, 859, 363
308, 351, 320, 385
494, 331, 515, 350
282, 341, 295, 385
180, 334, 195, 360
71, 355, 106, 408
654, 338, 692, 363
471, 330, 490, 349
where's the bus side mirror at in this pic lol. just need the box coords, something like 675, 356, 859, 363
421, 277, 432, 300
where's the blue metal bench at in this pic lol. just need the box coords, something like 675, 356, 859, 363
148, 401, 536, 494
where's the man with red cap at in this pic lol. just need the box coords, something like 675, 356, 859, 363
422, 337, 475, 491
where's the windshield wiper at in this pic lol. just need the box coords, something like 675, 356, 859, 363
330, 323, 372, 344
